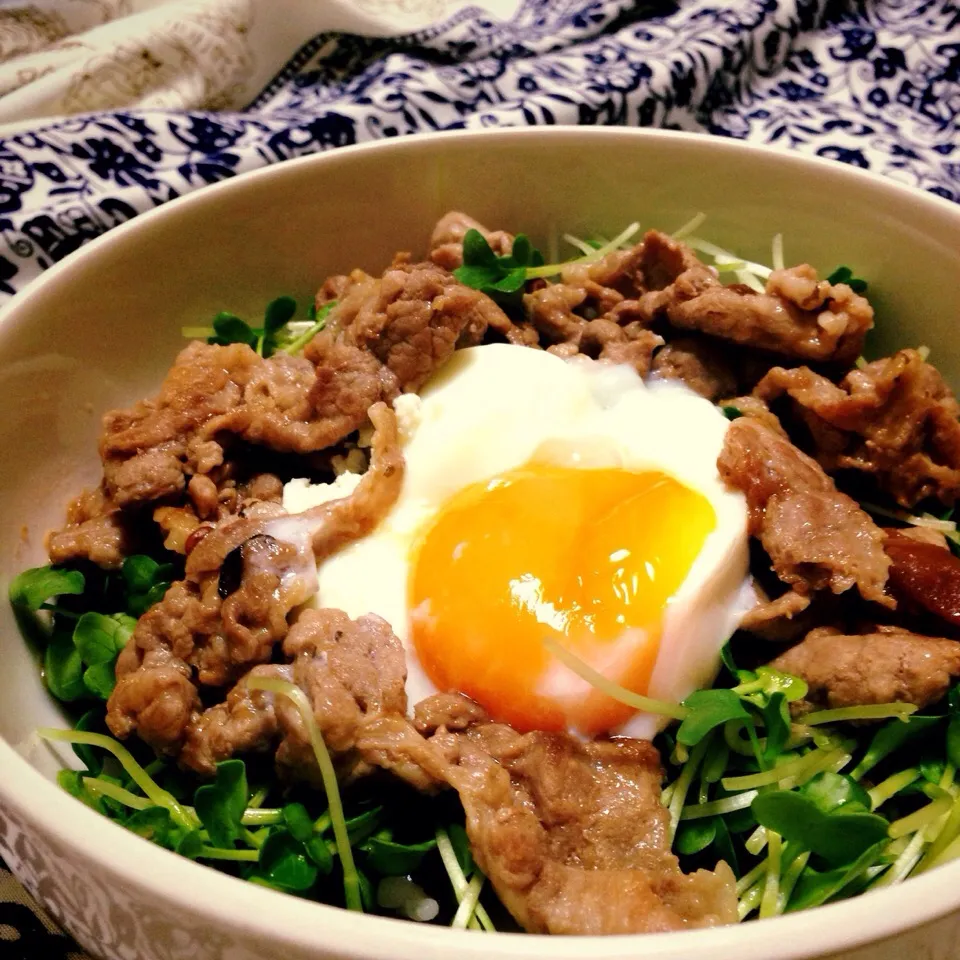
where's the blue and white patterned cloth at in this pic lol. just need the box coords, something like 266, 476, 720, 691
0, 0, 958, 302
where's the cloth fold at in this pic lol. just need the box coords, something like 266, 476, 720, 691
0, 0, 523, 123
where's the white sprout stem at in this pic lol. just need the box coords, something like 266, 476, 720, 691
685, 237, 773, 279
888, 795, 954, 840
434, 828, 495, 932
736, 857, 769, 896
541, 637, 688, 719
744, 824, 768, 857
734, 269, 766, 293
802, 703, 917, 726
875, 830, 928, 887
869, 768, 921, 810
783, 748, 853, 791
667, 738, 710, 838
759, 831, 782, 919
738, 880, 764, 921
861, 501, 958, 533
39, 728, 198, 830
562, 233, 599, 256
526, 222, 641, 279
672, 212, 707, 240
244, 677, 362, 912
771, 233, 785, 271
915, 795, 960, 874
777, 849, 810, 914
451, 873, 485, 930
82, 777, 151, 811
681, 790, 758, 822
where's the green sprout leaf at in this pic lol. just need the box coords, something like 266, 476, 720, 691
194, 759, 248, 849
263, 296, 297, 335
453, 228, 544, 300
121, 556, 173, 616
257, 828, 318, 892
825, 265, 868, 295
721, 405, 743, 421
82, 662, 118, 699
124, 806, 198, 854
9, 565, 84, 611
850, 714, 941, 780
751, 782, 888, 865
210, 312, 258, 349
762, 692, 791, 764
74, 612, 135, 666
677, 689, 751, 746
360, 832, 437, 875
787, 841, 887, 911
675, 819, 716, 856
281, 802, 315, 843
44, 630, 86, 701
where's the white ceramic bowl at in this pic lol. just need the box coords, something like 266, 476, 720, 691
2, 128, 960, 960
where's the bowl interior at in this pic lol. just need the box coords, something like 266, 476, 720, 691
2, 128, 960, 958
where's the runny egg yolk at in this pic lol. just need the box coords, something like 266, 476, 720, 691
409, 463, 716, 735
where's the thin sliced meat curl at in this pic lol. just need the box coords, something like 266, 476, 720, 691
638, 231, 873, 364
771, 625, 960, 711
718, 417, 891, 605
754, 349, 960, 507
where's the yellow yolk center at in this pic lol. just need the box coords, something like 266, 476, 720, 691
409, 463, 716, 734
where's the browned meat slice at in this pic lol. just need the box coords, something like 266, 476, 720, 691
739, 588, 813, 643
523, 283, 663, 375
178, 663, 292, 774
47, 487, 133, 569
771, 626, 960, 710
434, 724, 735, 934
559, 243, 648, 305
106, 405, 403, 755
885, 529, 960, 631
428, 211, 514, 271
651, 337, 738, 401
718, 417, 891, 604
273, 608, 408, 782
754, 350, 960, 507
412, 692, 487, 734
181, 608, 408, 777
638, 231, 873, 364
323, 260, 513, 391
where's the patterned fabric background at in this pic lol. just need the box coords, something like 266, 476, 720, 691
0, 0, 958, 957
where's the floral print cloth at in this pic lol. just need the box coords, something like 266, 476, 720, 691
0, 0, 958, 956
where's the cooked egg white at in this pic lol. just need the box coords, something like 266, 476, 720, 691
284, 343, 754, 739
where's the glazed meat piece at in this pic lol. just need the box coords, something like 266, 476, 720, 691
274, 609, 408, 782
47, 486, 133, 569
754, 349, 960, 507
435, 724, 736, 934
717, 417, 891, 604
638, 231, 873, 364
885, 529, 960, 630
650, 336, 739, 401
738, 588, 814, 643
50, 261, 499, 568
428, 211, 515, 271
522, 283, 663, 374
771, 626, 960, 710
182, 609, 408, 776
106, 405, 404, 755
322, 260, 513, 391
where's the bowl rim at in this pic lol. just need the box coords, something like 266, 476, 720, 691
2, 124, 960, 960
